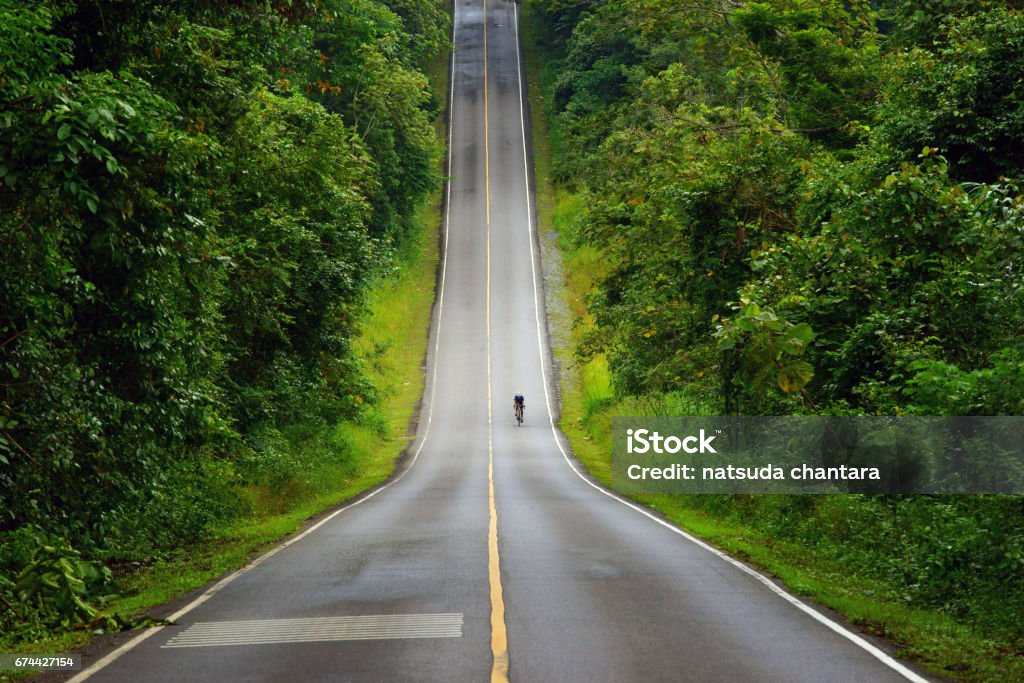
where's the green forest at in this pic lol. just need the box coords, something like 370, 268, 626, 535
526, 0, 1023, 677
1, 0, 446, 645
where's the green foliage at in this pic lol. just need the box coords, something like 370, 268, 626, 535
0, 526, 113, 639
0, 1, 71, 102
715, 302, 815, 400
307, 0, 444, 244
217, 91, 376, 432
905, 349, 1024, 416
733, 1, 880, 147
877, 8, 1024, 183
531, 0, 1024, 416
879, 0, 1022, 47
743, 153, 1023, 413
1, 0, 448, 637
530, 0, 1024, 649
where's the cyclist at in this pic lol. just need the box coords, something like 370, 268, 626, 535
513, 393, 525, 424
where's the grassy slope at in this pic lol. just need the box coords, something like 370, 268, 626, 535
0, 46, 450, 678
519, 5, 1022, 682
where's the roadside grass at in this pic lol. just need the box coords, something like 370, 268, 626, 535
0, 46, 449, 679
519, 3, 1023, 681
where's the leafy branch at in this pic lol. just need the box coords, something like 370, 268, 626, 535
714, 301, 817, 400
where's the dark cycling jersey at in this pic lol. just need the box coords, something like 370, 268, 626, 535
513, 394, 524, 405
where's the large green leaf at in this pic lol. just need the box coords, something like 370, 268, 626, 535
777, 361, 814, 393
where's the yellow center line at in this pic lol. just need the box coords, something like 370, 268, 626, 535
484, 0, 509, 680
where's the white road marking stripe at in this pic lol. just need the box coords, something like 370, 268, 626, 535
166, 621, 460, 633
167, 631, 464, 642
182, 618, 458, 626
171, 626, 462, 636
168, 629, 464, 639
168, 628, 464, 637
167, 633, 464, 643
179, 614, 458, 625
162, 614, 463, 648
165, 636, 462, 648
168, 635, 460, 644
168, 632, 463, 640
510, 6, 931, 683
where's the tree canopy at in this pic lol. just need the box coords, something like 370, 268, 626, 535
1, 0, 447, 634
530, 0, 1024, 646
533, 0, 1024, 417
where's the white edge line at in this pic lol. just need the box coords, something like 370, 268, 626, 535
509, 6, 929, 683
67, 4, 461, 680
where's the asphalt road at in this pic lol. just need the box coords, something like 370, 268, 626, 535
68, 1, 934, 681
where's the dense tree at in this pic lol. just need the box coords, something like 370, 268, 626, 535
877, 8, 1024, 183
533, 0, 1023, 416
529, 0, 1024, 643
1, 0, 447, 636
